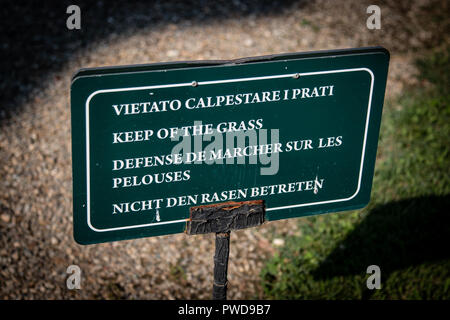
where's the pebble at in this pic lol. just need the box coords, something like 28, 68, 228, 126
272, 238, 285, 247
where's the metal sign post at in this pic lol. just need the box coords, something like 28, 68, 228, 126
186, 200, 265, 299
212, 232, 230, 300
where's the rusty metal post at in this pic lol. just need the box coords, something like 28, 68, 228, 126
213, 231, 230, 300
186, 200, 265, 300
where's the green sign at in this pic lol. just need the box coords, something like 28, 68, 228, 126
71, 47, 389, 244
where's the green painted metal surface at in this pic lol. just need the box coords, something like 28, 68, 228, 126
71, 47, 389, 244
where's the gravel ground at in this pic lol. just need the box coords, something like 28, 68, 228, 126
0, 0, 448, 299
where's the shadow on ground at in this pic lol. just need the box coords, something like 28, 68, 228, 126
313, 195, 450, 294
0, 0, 304, 125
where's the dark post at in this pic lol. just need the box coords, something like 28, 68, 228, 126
186, 200, 265, 300
213, 232, 230, 300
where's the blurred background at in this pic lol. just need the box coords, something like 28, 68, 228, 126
0, 0, 448, 299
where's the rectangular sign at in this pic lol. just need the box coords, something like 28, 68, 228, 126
71, 47, 389, 244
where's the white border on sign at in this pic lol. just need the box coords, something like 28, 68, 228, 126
85, 68, 374, 232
